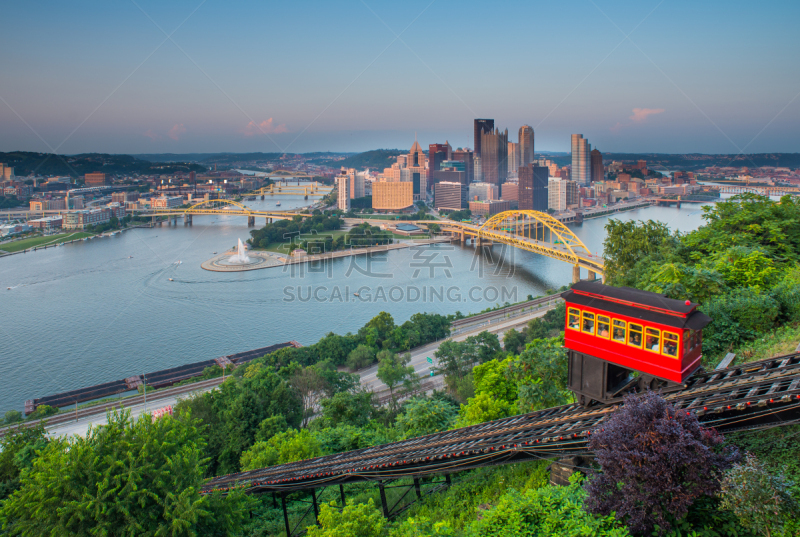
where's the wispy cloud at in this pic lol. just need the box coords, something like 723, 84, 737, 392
242, 118, 288, 137
143, 129, 161, 141
611, 108, 665, 132
168, 123, 187, 141
630, 107, 665, 122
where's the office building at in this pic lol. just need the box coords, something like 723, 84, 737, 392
591, 149, 604, 183
518, 164, 549, 212
433, 168, 466, 186
84, 172, 107, 187
469, 182, 498, 201
469, 199, 513, 216
451, 149, 474, 184
29, 216, 63, 229
428, 142, 452, 189
151, 196, 183, 209
372, 181, 413, 211
507, 142, 519, 176
480, 127, 508, 186
340, 168, 365, 199
0, 163, 15, 181
473, 156, 483, 183
473, 119, 494, 158
434, 182, 467, 211
63, 208, 115, 229
501, 182, 518, 202
519, 125, 535, 167
548, 179, 567, 211
336, 173, 350, 210
571, 134, 591, 186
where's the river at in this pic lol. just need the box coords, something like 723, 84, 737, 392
0, 197, 714, 413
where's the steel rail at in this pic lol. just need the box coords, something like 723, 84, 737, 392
202, 352, 800, 494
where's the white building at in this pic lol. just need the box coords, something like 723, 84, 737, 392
336, 174, 350, 211
548, 179, 567, 211
469, 182, 499, 201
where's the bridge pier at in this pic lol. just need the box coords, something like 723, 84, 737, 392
572, 266, 581, 283
183, 214, 192, 225
261, 195, 265, 200
588, 270, 596, 281
247, 216, 255, 227
171, 216, 177, 226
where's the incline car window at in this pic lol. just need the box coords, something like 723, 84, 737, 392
582, 312, 595, 334
568, 308, 580, 331
628, 323, 643, 348
663, 332, 679, 358
645, 328, 661, 353
597, 315, 610, 338
612, 320, 626, 343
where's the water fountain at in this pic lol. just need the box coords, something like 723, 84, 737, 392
202, 238, 280, 272
228, 238, 251, 264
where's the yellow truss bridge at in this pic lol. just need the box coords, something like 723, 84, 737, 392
140, 199, 306, 226
436, 210, 604, 282
245, 182, 333, 199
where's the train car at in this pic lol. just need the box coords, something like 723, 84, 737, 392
562, 281, 712, 406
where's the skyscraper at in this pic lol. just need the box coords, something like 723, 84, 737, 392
507, 142, 519, 175
451, 148, 474, 184
473, 119, 494, 158
591, 149, 604, 183
518, 125, 534, 167
518, 164, 548, 212
429, 142, 452, 191
480, 128, 508, 186
336, 173, 350, 211
571, 134, 591, 186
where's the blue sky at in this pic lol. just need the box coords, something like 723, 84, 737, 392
1, 0, 798, 155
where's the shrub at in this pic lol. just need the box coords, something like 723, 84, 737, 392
306, 498, 386, 537
719, 453, 798, 537
3, 410, 22, 424
240, 428, 322, 471
469, 475, 630, 537
585, 392, 740, 535
395, 397, 457, 439
27, 405, 58, 420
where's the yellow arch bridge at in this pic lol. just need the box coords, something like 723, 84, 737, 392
140, 199, 307, 226
436, 210, 604, 282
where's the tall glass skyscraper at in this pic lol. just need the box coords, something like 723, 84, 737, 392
519, 125, 535, 168
571, 134, 591, 186
473, 119, 494, 158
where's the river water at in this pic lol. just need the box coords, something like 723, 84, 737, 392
0, 196, 713, 413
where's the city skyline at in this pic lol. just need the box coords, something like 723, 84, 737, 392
1, 0, 798, 155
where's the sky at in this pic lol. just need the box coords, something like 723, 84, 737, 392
1, 0, 799, 155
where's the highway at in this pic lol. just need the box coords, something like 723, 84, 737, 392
33, 302, 556, 439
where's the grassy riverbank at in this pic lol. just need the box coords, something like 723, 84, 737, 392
0, 232, 94, 253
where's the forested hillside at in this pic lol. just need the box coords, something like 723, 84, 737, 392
1, 195, 798, 536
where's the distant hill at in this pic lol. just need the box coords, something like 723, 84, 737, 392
335, 149, 404, 171
134, 152, 287, 164
538, 152, 800, 169
0, 151, 206, 178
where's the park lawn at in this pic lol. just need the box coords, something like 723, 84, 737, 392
0, 232, 95, 253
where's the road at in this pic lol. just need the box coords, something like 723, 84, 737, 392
41, 304, 556, 438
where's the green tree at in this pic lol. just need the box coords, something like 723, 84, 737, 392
509, 338, 571, 412
503, 328, 526, 354
376, 351, 418, 412
720, 453, 798, 537
346, 344, 376, 371
240, 428, 323, 471
395, 397, 457, 439
0, 424, 48, 500
306, 499, 386, 537
603, 219, 676, 285
318, 389, 377, 428
0, 410, 252, 536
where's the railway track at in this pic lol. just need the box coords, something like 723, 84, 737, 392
0, 377, 224, 438
202, 352, 800, 494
